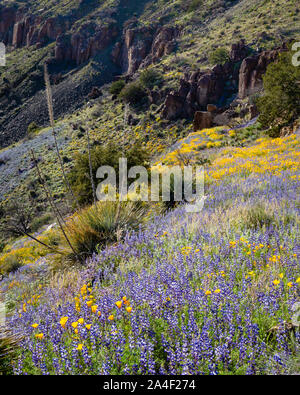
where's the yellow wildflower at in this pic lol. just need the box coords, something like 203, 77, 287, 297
60, 316, 68, 329
91, 305, 98, 313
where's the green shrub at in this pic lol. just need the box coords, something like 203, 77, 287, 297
256, 48, 300, 137
109, 79, 125, 96
27, 122, 39, 136
139, 68, 163, 89
188, 0, 203, 12
30, 213, 53, 233
0, 255, 23, 276
0, 240, 5, 253
209, 47, 230, 65
119, 82, 147, 106
240, 205, 275, 230
69, 143, 150, 207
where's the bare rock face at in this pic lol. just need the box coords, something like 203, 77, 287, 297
124, 26, 154, 74
193, 111, 213, 132
150, 26, 178, 62
1, 4, 117, 66
162, 78, 192, 120
27, 17, 66, 47
9, 12, 66, 49
238, 47, 285, 98
162, 92, 185, 120
55, 23, 118, 65
161, 42, 250, 121
113, 25, 179, 75
12, 21, 25, 47
0, 6, 17, 44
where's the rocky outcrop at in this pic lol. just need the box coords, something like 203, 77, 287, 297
162, 41, 287, 121
150, 26, 178, 62
55, 23, 118, 65
3, 9, 67, 49
119, 26, 154, 74
113, 25, 179, 74
27, 17, 67, 48
229, 39, 250, 62
0, 6, 17, 45
238, 47, 285, 98
162, 62, 238, 120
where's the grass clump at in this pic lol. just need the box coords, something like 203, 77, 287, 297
63, 201, 147, 261
0, 331, 20, 376
241, 204, 275, 230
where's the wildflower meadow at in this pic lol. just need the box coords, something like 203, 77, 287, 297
1, 131, 299, 375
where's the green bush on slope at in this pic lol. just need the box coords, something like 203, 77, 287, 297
209, 47, 230, 65
68, 143, 150, 207
257, 47, 300, 137
119, 82, 148, 106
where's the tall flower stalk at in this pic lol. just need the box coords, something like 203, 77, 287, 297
44, 63, 79, 210
30, 149, 79, 261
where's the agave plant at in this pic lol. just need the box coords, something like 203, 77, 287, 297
62, 200, 148, 262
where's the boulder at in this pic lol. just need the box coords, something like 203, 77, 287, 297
207, 104, 217, 113
162, 93, 185, 120
88, 87, 102, 99
193, 111, 213, 132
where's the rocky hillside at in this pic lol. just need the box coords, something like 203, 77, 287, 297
0, 0, 299, 147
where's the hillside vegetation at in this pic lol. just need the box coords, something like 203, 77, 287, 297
0, 0, 300, 376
